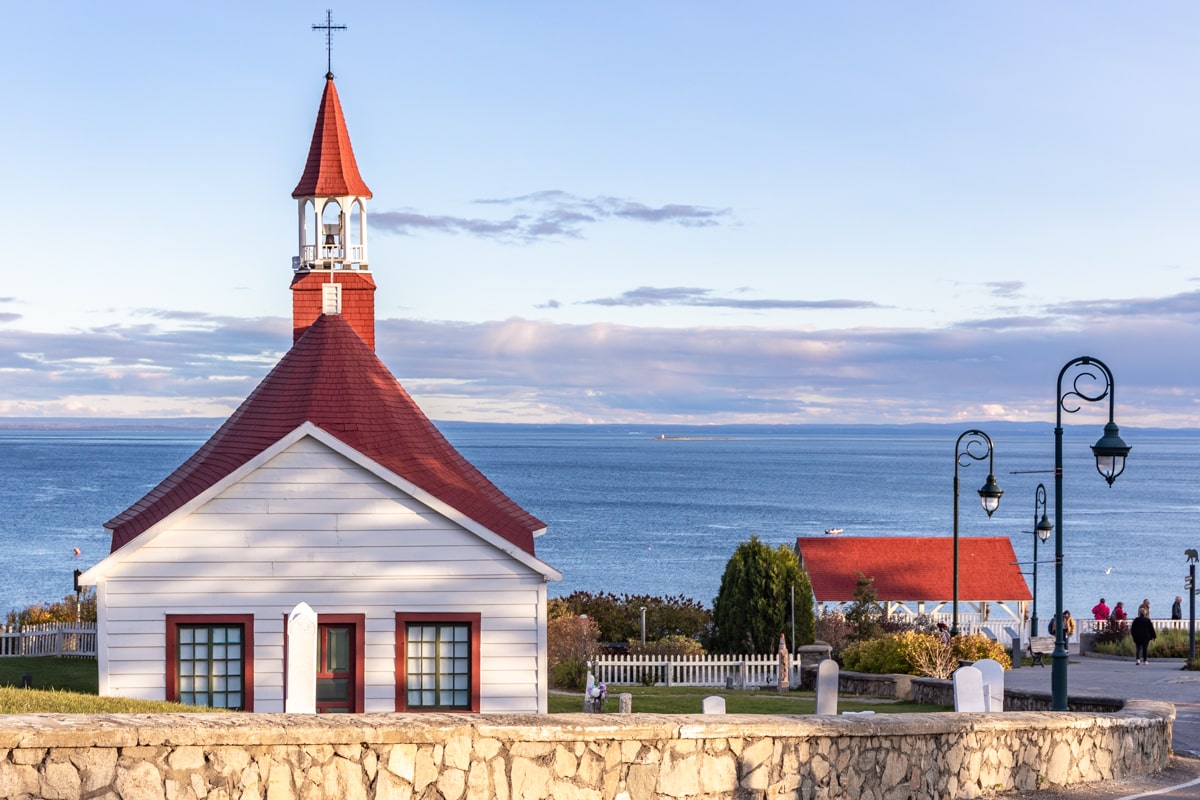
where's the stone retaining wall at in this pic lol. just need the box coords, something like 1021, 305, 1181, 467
0, 703, 1173, 800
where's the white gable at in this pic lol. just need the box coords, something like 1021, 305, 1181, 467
83, 423, 560, 585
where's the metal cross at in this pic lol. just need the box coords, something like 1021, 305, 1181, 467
313, 9, 347, 76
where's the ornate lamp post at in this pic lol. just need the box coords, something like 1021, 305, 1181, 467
1029, 484, 1053, 636
952, 430, 1004, 637
1053, 357, 1131, 710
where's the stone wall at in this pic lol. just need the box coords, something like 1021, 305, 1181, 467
0, 703, 1172, 800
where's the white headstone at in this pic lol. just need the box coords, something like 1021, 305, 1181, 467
702, 695, 726, 714
815, 659, 839, 715
974, 658, 1005, 712
285, 602, 318, 714
953, 666, 986, 712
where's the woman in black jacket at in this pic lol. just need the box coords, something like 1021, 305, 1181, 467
1131, 607, 1157, 665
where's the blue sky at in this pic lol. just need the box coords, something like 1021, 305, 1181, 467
5, 2, 1200, 426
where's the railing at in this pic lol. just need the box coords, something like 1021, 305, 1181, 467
594, 653, 784, 687
0, 622, 96, 658
294, 244, 368, 271
1078, 617, 1188, 634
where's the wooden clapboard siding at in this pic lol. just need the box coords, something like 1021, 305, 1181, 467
96, 435, 550, 713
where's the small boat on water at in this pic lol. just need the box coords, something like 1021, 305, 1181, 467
824, 528, 843, 536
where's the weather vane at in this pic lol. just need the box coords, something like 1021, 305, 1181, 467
313, 9, 347, 77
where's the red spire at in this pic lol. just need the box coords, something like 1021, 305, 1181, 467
292, 75, 373, 199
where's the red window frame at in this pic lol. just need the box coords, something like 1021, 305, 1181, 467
282, 612, 365, 713
395, 612, 481, 713
165, 614, 254, 711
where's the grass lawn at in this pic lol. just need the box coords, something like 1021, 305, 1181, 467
0, 658, 948, 715
0, 657, 217, 713
0, 656, 97, 694
549, 685, 947, 715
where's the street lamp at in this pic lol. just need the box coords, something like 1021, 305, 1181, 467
1029, 484, 1053, 636
1053, 357, 1131, 710
952, 429, 1004, 637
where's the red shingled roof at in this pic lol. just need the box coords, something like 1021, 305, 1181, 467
292, 75, 372, 199
797, 536, 1031, 602
105, 314, 544, 554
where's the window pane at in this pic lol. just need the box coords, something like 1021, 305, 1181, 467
404, 621, 471, 709
177, 624, 245, 711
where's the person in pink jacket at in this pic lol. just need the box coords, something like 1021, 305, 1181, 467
1091, 598, 1110, 620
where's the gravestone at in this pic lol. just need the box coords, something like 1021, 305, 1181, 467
619, 693, 632, 714
777, 634, 790, 694
974, 658, 1004, 711
815, 659, 839, 715
953, 665, 986, 712
285, 602, 317, 714
702, 695, 726, 714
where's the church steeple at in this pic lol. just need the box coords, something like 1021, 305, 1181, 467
290, 73, 377, 350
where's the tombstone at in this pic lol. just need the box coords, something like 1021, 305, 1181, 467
777, 634, 790, 694
974, 658, 1005, 712
702, 695, 726, 714
815, 659, 839, 715
619, 693, 632, 714
285, 602, 317, 713
583, 669, 595, 712
953, 665, 986, 712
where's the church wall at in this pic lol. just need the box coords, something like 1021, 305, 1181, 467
94, 435, 549, 714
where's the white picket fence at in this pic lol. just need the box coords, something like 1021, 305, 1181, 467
0, 622, 96, 658
594, 653, 783, 688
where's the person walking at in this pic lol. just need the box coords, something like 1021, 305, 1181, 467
1172, 596, 1183, 620
1092, 598, 1110, 620
1131, 607, 1156, 665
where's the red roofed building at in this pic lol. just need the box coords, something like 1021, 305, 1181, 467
79, 71, 561, 714
797, 535, 1032, 628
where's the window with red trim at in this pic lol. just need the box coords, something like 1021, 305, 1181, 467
166, 614, 254, 711
395, 613, 480, 712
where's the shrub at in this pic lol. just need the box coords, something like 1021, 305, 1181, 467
548, 615, 600, 691
6, 590, 96, 627
815, 612, 853, 660
841, 630, 1010, 676
1096, 628, 1190, 659
899, 631, 956, 679
548, 592, 712, 643
1094, 619, 1129, 646
952, 633, 1011, 669
841, 634, 909, 675
627, 634, 704, 657
1150, 628, 1191, 658
1094, 638, 1133, 657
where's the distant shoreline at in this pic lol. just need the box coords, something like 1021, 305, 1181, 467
0, 418, 1195, 435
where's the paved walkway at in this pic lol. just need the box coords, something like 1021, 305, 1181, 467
1002, 650, 1200, 798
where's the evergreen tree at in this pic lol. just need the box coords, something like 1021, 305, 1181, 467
845, 572, 883, 642
710, 536, 815, 653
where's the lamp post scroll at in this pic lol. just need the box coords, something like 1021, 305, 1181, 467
952, 429, 1004, 637
1052, 356, 1131, 711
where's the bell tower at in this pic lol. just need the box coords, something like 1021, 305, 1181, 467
290, 71, 376, 349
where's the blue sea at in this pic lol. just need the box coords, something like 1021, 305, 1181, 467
0, 421, 1195, 622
